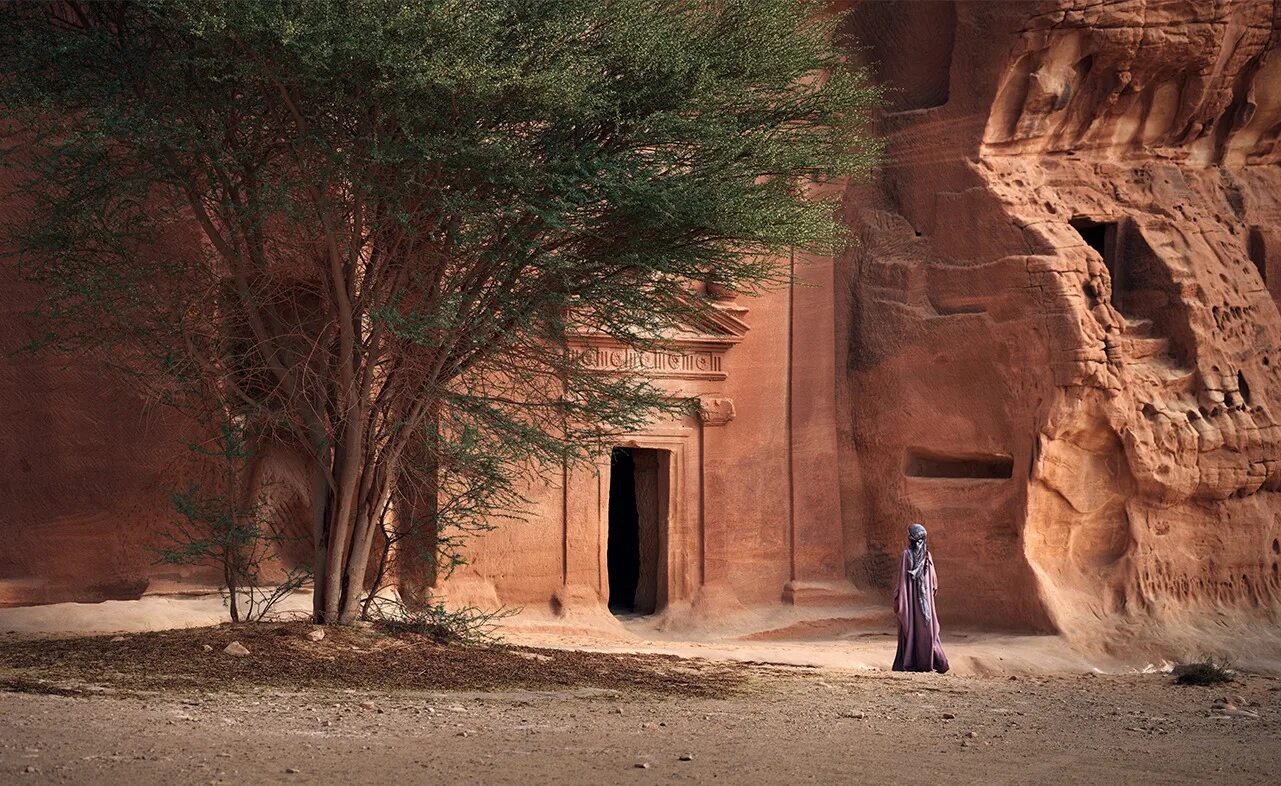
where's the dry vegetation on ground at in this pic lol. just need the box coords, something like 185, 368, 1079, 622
0, 623, 747, 697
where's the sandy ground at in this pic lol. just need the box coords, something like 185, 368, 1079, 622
10, 590, 1281, 676
1, 667, 1278, 785
2, 595, 1280, 784
2, 592, 1257, 675
503, 622, 1123, 676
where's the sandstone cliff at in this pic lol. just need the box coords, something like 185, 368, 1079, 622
840, 0, 1281, 646
2, 2, 1279, 656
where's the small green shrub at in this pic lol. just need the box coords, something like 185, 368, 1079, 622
1173, 658, 1235, 686
364, 596, 516, 645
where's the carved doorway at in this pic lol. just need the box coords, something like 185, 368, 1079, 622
607, 447, 669, 615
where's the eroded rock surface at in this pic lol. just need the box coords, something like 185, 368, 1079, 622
1, 2, 1278, 655
839, 0, 1281, 642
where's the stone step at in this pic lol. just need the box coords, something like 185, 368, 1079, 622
1154, 364, 1197, 395
1121, 317, 1157, 338
1123, 335, 1171, 361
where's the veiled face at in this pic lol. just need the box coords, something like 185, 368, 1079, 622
908, 523, 927, 545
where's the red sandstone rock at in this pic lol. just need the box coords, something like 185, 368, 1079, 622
1, 2, 1279, 652
838, 0, 1281, 639
0, 170, 224, 607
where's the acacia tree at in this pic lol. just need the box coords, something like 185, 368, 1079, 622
0, 0, 880, 624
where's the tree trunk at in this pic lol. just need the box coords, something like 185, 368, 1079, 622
337, 462, 392, 623
321, 425, 364, 623
309, 468, 333, 623
225, 556, 241, 624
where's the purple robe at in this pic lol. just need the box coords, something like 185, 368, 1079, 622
892, 548, 949, 673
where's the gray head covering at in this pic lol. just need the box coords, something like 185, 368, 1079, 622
905, 523, 932, 621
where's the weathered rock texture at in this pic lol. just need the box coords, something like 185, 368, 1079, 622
2, 1, 1279, 652
838, 0, 1281, 641
0, 172, 220, 605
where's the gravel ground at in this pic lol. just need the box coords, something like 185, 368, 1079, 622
0, 653, 1278, 785
0, 624, 745, 697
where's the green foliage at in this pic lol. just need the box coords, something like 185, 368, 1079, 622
364, 595, 515, 645
159, 419, 310, 622
1173, 658, 1236, 686
0, 0, 882, 623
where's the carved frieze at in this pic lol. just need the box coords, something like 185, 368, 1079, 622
567, 301, 750, 383
572, 345, 726, 380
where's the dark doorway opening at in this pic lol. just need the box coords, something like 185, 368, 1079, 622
606, 447, 666, 615
1070, 218, 1124, 309
1238, 371, 1252, 404
1248, 227, 1268, 285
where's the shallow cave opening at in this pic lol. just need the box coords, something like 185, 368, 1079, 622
1248, 227, 1268, 285
1070, 218, 1124, 308
1069, 217, 1190, 342
905, 450, 1014, 480
606, 448, 665, 616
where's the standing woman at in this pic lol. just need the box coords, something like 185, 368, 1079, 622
893, 523, 949, 673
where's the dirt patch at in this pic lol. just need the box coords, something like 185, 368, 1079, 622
0, 623, 748, 697
0, 676, 108, 698
3, 625, 1278, 783
1, 669, 1278, 784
